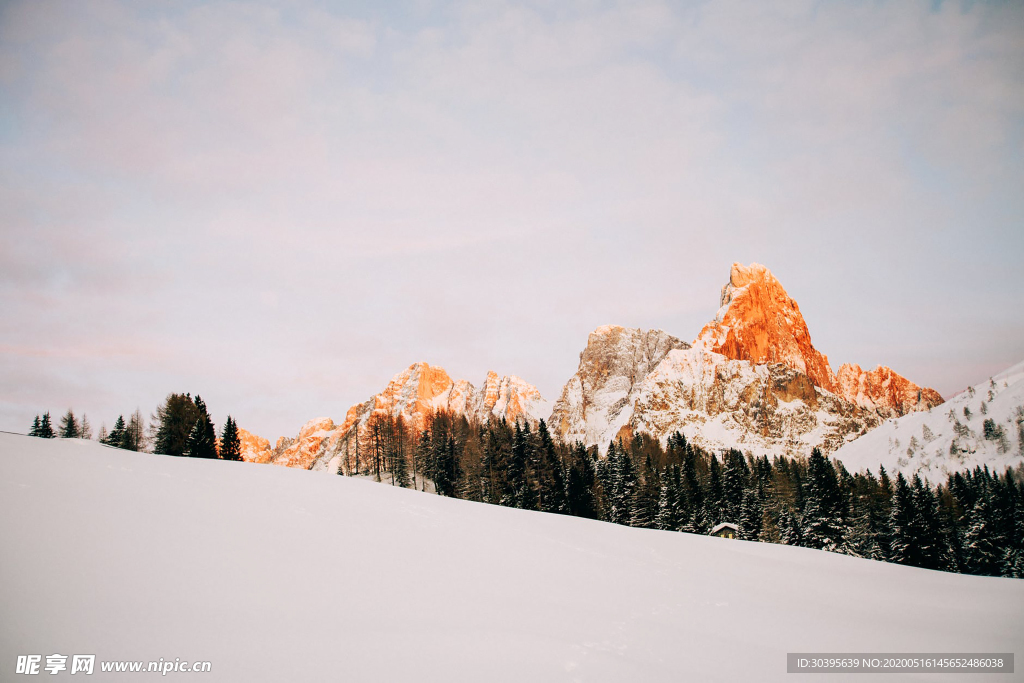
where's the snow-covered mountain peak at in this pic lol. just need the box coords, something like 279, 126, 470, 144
696, 262, 835, 392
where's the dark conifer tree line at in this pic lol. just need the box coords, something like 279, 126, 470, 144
29, 393, 244, 461
337, 410, 1024, 579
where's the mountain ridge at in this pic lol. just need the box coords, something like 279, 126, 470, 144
242, 262, 950, 465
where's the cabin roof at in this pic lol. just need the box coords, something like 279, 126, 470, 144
710, 522, 738, 534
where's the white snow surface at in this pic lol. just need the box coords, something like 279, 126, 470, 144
832, 360, 1024, 481
2, 434, 1022, 682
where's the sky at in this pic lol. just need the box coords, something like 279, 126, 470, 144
1, 0, 1022, 442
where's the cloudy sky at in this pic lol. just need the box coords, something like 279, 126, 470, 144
2, 0, 1022, 441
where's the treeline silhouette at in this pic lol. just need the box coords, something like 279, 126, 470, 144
28, 394, 242, 461
341, 410, 1024, 579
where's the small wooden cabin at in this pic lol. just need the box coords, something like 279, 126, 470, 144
710, 522, 738, 539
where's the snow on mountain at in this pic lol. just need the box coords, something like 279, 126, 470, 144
628, 348, 878, 458
695, 262, 942, 417
547, 325, 690, 446
3, 434, 1020, 682
832, 360, 1024, 481
263, 363, 550, 470
548, 264, 940, 454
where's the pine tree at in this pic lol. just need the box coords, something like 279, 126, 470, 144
153, 393, 200, 456
58, 409, 80, 438
391, 442, 410, 487
801, 449, 845, 551
722, 449, 749, 521
29, 415, 41, 437
655, 465, 683, 531
629, 454, 660, 528
778, 506, 802, 545
608, 444, 637, 525
706, 455, 725, 526
888, 472, 916, 565
535, 420, 567, 514
505, 422, 535, 509
220, 416, 242, 461
739, 488, 762, 540
654, 481, 678, 531
433, 433, 463, 498
565, 442, 598, 519
911, 474, 945, 570
183, 396, 217, 459
102, 416, 126, 447
122, 410, 146, 452
79, 414, 93, 440
962, 489, 1003, 576
39, 412, 55, 438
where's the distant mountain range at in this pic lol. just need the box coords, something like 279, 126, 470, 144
238, 262, 1022, 479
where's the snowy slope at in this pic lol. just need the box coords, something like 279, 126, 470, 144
2, 434, 1021, 682
832, 360, 1024, 481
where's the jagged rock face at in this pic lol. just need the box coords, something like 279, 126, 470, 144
237, 427, 273, 464
628, 348, 879, 457
835, 363, 944, 418
695, 262, 838, 392
362, 363, 550, 433
259, 363, 551, 470
695, 262, 942, 417
476, 371, 550, 427
272, 417, 336, 469
548, 325, 691, 446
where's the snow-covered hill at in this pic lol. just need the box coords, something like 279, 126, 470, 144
832, 360, 1024, 481
2, 434, 1021, 682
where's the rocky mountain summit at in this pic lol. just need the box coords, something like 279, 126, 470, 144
694, 262, 837, 392
694, 263, 942, 417
548, 325, 690, 446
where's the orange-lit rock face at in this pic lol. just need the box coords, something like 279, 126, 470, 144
695, 263, 837, 392
695, 262, 942, 417
264, 362, 551, 471
237, 427, 273, 464
359, 362, 549, 433
372, 363, 457, 433
835, 363, 944, 418
272, 416, 336, 469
